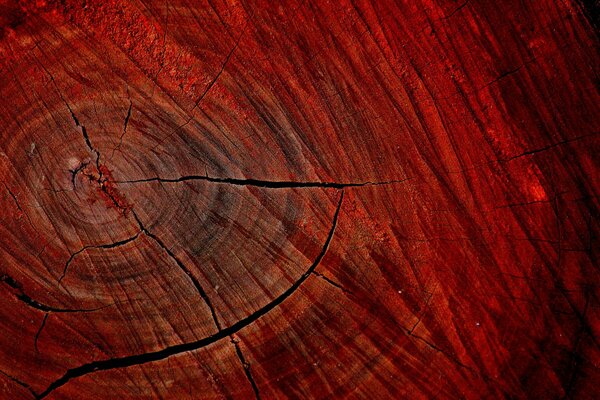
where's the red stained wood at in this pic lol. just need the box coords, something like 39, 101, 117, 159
0, 0, 598, 398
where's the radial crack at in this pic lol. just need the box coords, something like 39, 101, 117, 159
36, 191, 344, 399
130, 210, 223, 329
3, 183, 34, 227
231, 336, 261, 399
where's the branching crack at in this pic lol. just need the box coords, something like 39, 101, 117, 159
132, 209, 260, 398
36, 191, 344, 399
69, 161, 90, 189
131, 211, 223, 331
408, 285, 437, 334
408, 332, 474, 372
58, 232, 142, 285
63, 101, 106, 192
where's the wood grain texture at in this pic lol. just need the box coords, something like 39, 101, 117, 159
0, 0, 598, 398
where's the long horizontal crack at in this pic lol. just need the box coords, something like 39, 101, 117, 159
115, 175, 410, 189
36, 191, 343, 399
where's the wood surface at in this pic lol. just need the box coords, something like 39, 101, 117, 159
0, 0, 599, 399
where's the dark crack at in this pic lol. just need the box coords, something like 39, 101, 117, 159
71, 114, 261, 394
111, 100, 133, 158
69, 161, 90, 189
312, 271, 353, 295
0, 369, 36, 398
562, 290, 592, 399
231, 336, 261, 399
3, 183, 34, 227
34, 314, 49, 353
36, 191, 343, 399
1, 274, 111, 314
63, 101, 106, 191
116, 175, 410, 189
501, 133, 597, 162
408, 332, 475, 372
131, 211, 223, 331
408, 286, 436, 334
442, 0, 469, 20
58, 232, 142, 284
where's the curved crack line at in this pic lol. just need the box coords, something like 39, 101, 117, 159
34, 314, 49, 353
115, 175, 411, 189
36, 191, 343, 399
58, 232, 142, 285
65, 103, 260, 395
32, 40, 260, 396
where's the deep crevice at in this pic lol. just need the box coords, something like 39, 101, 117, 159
36, 191, 343, 399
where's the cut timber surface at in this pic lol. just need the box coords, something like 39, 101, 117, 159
0, 0, 599, 399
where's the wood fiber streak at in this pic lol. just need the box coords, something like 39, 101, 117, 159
0, 0, 598, 399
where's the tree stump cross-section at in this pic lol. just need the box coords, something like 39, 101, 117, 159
0, 0, 599, 399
